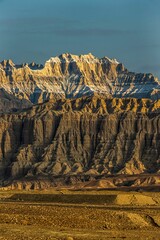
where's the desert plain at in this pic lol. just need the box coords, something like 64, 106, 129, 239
0, 189, 159, 240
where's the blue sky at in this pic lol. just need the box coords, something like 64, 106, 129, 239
0, 0, 160, 77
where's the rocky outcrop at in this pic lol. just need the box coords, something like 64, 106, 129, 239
0, 88, 32, 113
0, 96, 159, 187
0, 54, 159, 189
0, 54, 159, 113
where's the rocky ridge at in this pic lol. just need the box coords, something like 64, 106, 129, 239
0, 95, 159, 189
0, 53, 160, 113
0, 53, 160, 189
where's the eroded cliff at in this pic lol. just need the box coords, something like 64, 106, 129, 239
0, 54, 159, 189
0, 54, 159, 113
0, 96, 159, 188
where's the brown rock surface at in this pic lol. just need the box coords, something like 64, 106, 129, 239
0, 53, 159, 113
0, 95, 159, 188
0, 54, 159, 189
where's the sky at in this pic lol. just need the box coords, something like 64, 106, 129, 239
0, 0, 160, 77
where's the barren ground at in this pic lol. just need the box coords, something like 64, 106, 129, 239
0, 190, 160, 240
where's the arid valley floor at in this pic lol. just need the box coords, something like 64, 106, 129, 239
0, 190, 160, 240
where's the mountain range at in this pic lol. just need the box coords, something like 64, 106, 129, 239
0, 53, 159, 113
0, 53, 159, 190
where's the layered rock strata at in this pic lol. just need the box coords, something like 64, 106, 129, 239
0, 96, 159, 187
0, 54, 159, 113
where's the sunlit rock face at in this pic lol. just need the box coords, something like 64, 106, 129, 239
0, 96, 159, 182
0, 54, 159, 189
0, 53, 159, 112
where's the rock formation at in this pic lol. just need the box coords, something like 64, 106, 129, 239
0, 96, 159, 188
0, 54, 159, 189
0, 54, 159, 113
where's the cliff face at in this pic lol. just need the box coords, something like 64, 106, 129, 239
0, 54, 159, 112
0, 88, 32, 113
0, 54, 160, 189
0, 96, 159, 185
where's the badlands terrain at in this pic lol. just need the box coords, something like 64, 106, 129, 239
0, 53, 160, 113
0, 53, 160, 239
0, 53, 159, 190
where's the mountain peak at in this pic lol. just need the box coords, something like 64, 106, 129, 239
0, 59, 15, 68
101, 56, 119, 64
45, 53, 121, 66
46, 53, 99, 64
0, 53, 159, 108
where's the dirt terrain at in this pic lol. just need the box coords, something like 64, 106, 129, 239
0, 190, 160, 240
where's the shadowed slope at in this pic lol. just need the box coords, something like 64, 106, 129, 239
0, 95, 159, 189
